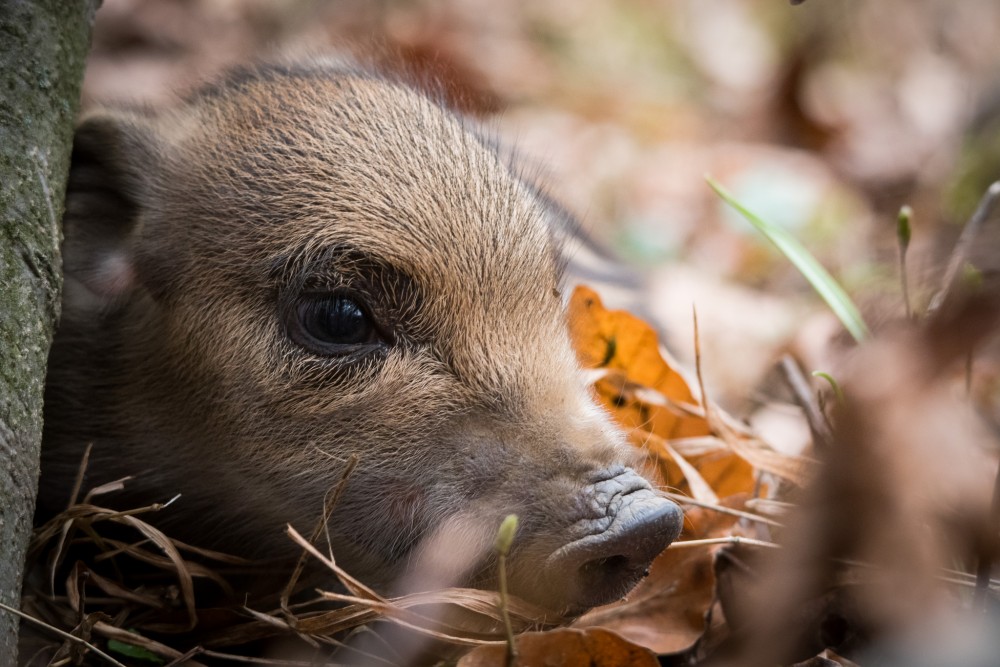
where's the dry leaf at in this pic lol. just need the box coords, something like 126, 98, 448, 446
568, 286, 759, 495
574, 501, 746, 654
569, 285, 710, 440
458, 627, 659, 667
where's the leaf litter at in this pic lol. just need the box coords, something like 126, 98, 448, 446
22, 258, 1000, 667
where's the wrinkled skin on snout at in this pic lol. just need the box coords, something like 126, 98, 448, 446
40, 60, 682, 615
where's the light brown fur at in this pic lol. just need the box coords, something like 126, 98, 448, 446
41, 59, 675, 616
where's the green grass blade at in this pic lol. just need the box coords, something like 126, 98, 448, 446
706, 175, 870, 343
811, 370, 845, 404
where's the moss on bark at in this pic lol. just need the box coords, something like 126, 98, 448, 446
0, 0, 97, 662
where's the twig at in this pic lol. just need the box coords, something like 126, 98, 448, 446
663, 492, 783, 527
189, 648, 345, 665
779, 354, 833, 450
281, 454, 358, 619
692, 305, 712, 424
50, 445, 95, 594
838, 558, 1000, 592
928, 181, 1000, 314
67, 443, 93, 509
966, 349, 975, 397
669, 537, 780, 549
0, 601, 127, 667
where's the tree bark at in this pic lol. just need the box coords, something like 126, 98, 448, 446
0, 0, 97, 662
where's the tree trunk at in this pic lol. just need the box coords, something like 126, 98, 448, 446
0, 0, 97, 662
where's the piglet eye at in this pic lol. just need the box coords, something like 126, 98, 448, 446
290, 294, 380, 353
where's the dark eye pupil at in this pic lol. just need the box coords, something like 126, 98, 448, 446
298, 296, 374, 347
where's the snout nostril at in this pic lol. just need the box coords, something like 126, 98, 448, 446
552, 493, 683, 609
579, 553, 631, 582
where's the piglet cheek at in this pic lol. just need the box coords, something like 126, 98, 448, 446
385, 481, 428, 528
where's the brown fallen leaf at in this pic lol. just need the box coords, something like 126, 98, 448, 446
573, 500, 746, 655
457, 627, 659, 667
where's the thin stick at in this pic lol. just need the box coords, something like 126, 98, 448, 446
928, 181, 1000, 314
966, 349, 975, 397
67, 443, 93, 509
195, 649, 344, 665
0, 601, 127, 667
281, 454, 358, 617
692, 305, 711, 423
663, 492, 783, 527
669, 537, 779, 549
779, 354, 833, 450
838, 558, 1000, 591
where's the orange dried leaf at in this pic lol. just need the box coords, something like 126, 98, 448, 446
569, 287, 710, 439
632, 428, 755, 499
569, 286, 756, 495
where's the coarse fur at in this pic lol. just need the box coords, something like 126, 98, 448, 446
40, 58, 667, 615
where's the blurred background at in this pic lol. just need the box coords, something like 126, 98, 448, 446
80, 0, 1000, 418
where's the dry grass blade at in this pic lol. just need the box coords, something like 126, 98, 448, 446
271, 525, 565, 648
711, 416, 812, 485
34, 500, 202, 629
287, 525, 384, 602
928, 180, 1000, 314
23, 490, 273, 665
94, 537, 234, 593
46, 448, 127, 595
81, 478, 135, 505
692, 310, 813, 485
92, 621, 210, 667
666, 436, 730, 457
642, 432, 719, 503
280, 454, 359, 620
66, 444, 92, 509
169, 538, 254, 565
779, 354, 833, 449
106, 514, 198, 628
0, 601, 127, 667
596, 367, 707, 418
600, 362, 810, 485
316, 592, 509, 647
319, 588, 560, 637
669, 537, 779, 549
664, 492, 783, 527
68, 562, 165, 611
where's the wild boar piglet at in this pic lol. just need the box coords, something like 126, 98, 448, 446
40, 60, 683, 614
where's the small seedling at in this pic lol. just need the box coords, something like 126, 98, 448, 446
108, 637, 165, 664
811, 370, 845, 405
495, 514, 519, 667
897, 205, 913, 319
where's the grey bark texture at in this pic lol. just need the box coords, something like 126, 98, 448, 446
0, 0, 97, 662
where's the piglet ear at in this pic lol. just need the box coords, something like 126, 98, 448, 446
62, 110, 159, 312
